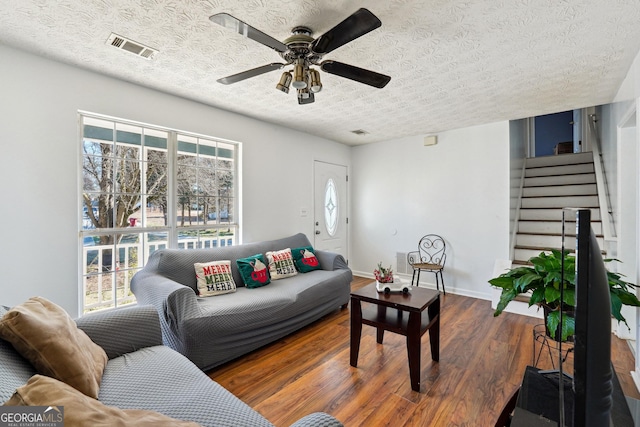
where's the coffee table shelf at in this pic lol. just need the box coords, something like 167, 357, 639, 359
360, 306, 438, 337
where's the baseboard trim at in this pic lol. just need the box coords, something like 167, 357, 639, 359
351, 271, 492, 301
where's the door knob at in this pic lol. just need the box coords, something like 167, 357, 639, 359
315, 230, 321, 235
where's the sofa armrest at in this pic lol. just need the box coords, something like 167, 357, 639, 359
315, 250, 349, 272
75, 305, 162, 359
288, 412, 344, 427
131, 271, 202, 340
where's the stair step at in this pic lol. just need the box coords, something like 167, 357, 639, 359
514, 248, 556, 263
519, 208, 601, 221
524, 173, 596, 187
516, 234, 569, 249
516, 233, 605, 249
525, 152, 594, 168
514, 243, 606, 265
522, 183, 597, 198
521, 195, 599, 209
518, 220, 603, 235
525, 163, 595, 177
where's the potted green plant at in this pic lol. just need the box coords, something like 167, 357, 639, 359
490, 249, 640, 342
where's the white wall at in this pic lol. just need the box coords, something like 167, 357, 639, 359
349, 122, 511, 299
509, 119, 528, 258
0, 44, 350, 317
611, 47, 640, 385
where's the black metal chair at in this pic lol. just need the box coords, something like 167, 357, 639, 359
407, 234, 447, 294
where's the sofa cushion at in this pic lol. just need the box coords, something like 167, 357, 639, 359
4, 374, 201, 427
236, 254, 271, 288
291, 246, 322, 273
0, 297, 107, 399
0, 307, 37, 405
265, 248, 298, 280
194, 261, 237, 297
99, 345, 274, 427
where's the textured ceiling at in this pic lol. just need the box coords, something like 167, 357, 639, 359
1, 0, 640, 145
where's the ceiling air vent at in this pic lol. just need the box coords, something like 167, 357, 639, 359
106, 33, 157, 60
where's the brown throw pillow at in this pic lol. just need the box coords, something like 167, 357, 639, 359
4, 375, 201, 427
0, 297, 108, 399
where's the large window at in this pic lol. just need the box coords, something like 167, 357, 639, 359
80, 114, 239, 313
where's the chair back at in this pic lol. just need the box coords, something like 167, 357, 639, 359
417, 234, 446, 266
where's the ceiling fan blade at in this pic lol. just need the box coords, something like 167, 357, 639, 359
311, 8, 382, 55
210, 13, 288, 53
217, 63, 285, 85
320, 61, 391, 88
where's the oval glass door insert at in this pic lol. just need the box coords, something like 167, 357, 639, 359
324, 178, 339, 236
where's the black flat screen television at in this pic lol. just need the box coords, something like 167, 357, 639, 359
513, 209, 634, 426
571, 208, 613, 426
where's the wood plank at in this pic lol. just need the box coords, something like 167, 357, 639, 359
209, 276, 640, 426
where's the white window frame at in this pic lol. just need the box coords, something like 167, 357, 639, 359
78, 112, 241, 314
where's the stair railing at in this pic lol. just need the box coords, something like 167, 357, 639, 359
588, 113, 616, 239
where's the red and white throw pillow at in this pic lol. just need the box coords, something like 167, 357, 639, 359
194, 260, 237, 297
265, 248, 298, 280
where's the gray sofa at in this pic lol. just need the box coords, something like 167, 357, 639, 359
131, 233, 352, 371
0, 304, 343, 427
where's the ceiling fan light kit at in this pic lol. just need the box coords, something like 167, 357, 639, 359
292, 59, 307, 89
209, 8, 391, 105
276, 71, 292, 93
309, 69, 322, 93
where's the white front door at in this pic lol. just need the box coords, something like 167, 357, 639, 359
313, 161, 348, 261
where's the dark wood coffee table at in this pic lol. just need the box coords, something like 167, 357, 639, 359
350, 282, 440, 392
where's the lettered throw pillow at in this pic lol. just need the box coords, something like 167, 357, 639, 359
265, 248, 298, 280
236, 254, 271, 289
291, 246, 322, 273
194, 260, 237, 297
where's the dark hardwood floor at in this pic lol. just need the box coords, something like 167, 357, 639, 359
209, 276, 639, 427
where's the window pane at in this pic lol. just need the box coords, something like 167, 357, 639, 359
115, 159, 141, 195
116, 270, 136, 306
82, 155, 102, 192
145, 195, 167, 227
118, 233, 140, 269
115, 143, 140, 160
197, 139, 217, 165
84, 271, 114, 313
144, 128, 168, 150
217, 141, 234, 167
147, 231, 169, 253
177, 166, 198, 190
116, 123, 142, 146
177, 230, 199, 249
146, 148, 167, 164
199, 156, 216, 169
177, 135, 198, 164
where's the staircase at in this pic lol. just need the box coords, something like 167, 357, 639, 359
513, 151, 604, 265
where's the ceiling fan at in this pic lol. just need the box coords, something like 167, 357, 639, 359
209, 8, 391, 105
